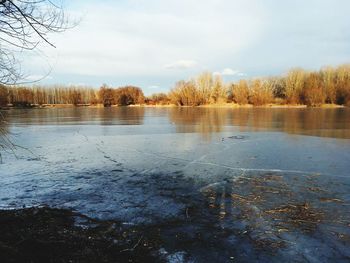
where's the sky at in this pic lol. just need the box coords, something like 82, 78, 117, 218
22, 0, 350, 95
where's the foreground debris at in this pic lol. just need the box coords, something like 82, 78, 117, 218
0, 207, 162, 263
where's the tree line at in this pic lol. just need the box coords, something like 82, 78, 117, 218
0, 64, 350, 108
168, 64, 350, 107
0, 85, 98, 107
0, 85, 145, 107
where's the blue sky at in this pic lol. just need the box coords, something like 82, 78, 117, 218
23, 0, 350, 95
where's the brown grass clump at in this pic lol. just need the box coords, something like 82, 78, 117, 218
201, 172, 350, 254
265, 202, 324, 232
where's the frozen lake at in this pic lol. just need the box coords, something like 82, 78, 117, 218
1, 107, 350, 262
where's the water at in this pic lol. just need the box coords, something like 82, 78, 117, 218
1, 107, 350, 262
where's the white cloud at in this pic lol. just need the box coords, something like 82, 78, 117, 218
214, 68, 246, 76
21, 0, 350, 89
24, 0, 265, 79
222, 68, 239, 76
164, 60, 197, 70
148, 85, 160, 89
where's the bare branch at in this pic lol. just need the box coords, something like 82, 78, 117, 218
0, 0, 72, 85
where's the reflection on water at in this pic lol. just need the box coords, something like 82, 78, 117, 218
229, 108, 350, 139
169, 108, 228, 140
4, 107, 350, 139
7, 107, 146, 126
169, 107, 350, 139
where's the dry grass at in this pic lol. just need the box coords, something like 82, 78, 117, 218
202, 172, 349, 252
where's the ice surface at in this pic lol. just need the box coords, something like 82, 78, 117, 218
1, 107, 350, 262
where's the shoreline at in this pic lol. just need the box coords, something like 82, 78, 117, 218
2, 103, 346, 109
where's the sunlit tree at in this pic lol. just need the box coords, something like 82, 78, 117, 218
303, 72, 325, 106
114, 86, 145, 106
210, 75, 227, 104
232, 79, 249, 105
335, 65, 350, 105
320, 67, 336, 104
284, 69, 306, 104
196, 72, 213, 105
249, 79, 273, 106
98, 84, 114, 107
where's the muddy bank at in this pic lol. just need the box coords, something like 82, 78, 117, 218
0, 207, 162, 263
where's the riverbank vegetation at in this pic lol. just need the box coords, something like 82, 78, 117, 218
168, 65, 350, 107
0, 64, 350, 108
0, 84, 145, 108
99, 85, 145, 107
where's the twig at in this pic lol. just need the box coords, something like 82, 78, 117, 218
120, 235, 143, 253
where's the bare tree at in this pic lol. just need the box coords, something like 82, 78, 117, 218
0, 0, 70, 85
232, 79, 249, 105
303, 72, 325, 106
210, 75, 227, 104
320, 67, 336, 104
196, 72, 213, 105
284, 69, 306, 104
0, 0, 71, 160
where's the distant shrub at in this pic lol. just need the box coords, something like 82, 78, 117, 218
70, 90, 82, 105
249, 79, 273, 106
168, 82, 183, 106
303, 73, 325, 106
169, 80, 199, 106
320, 67, 337, 104
232, 80, 249, 105
195, 72, 213, 105
98, 85, 114, 107
114, 86, 144, 106
335, 65, 350, 105
271, 77, 286, 99
148, 93, 170, 105
210, 75, 227, 104
284, 69, 306, 104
